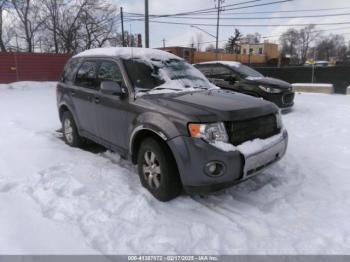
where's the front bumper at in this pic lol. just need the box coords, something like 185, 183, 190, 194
167, 129, 288, 195
263, 92, 295, 108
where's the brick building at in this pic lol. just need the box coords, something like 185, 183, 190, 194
158, 42, 279, 65
157, 46, 196, 64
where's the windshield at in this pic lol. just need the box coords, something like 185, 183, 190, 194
124, 58, 213, 94
235, 64, 263, 78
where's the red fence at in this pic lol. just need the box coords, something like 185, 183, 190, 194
0, 52, 71, 83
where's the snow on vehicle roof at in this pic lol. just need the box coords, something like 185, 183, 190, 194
74, 47, 182, 61
196, 60, 241, 68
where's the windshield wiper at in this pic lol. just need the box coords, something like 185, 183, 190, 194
153, 87, 181, 91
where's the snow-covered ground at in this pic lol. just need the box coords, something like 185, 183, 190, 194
1, 82, 350, 255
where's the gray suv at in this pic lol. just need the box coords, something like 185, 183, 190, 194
57, 47, 288, 201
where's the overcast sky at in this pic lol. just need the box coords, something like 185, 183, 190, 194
114, 0, 350, 48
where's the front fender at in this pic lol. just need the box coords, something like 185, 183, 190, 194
128, 112, 188, 157
129, 112, 186, 141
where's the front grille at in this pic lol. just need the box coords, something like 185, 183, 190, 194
225, 114, 279, 146
282, 92, 295, 105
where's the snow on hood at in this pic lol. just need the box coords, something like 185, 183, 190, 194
144, 63, 218, 96
134, 58, 218, 97
74, 47, 181, 61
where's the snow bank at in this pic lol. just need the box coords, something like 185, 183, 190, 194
212, 132, 284, 156
1, 82, 350, 254
245, 76, 264, 81
292, 83, 333, 88
292, 83, 334, 94
0, 81, 56, 91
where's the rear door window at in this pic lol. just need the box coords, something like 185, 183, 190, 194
211, 66, 233, 78
74, 61, 98, 89
61, 58, 80, 83
196, 65, 214, 76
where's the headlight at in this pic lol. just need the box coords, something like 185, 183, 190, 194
258, 85, 282, 93
276, 112, 283, 129
188, 122, 228, 143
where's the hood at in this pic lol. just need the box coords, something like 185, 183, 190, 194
138, 89, 278, 122
245, 76, 292, 90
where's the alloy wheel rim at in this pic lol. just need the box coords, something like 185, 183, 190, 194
64, 118, 74, 144
142, 151, 161, 189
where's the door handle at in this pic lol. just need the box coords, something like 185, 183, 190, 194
94, 97, 100, 104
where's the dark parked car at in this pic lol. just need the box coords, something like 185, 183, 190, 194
57, 47, 288, 201
194, 61, 295, 109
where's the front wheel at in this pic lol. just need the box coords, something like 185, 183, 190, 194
137, 138, 182, 201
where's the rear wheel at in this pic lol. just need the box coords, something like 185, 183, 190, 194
137, 138, 182, 201
61, 111, 83, 147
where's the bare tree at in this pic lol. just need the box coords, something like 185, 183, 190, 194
0, 0, 8, 51
299, 25, 319, 64
108, 31, 139, 47
242, 32, 261, 44
205, 43, 215, 52
3, 0, 125, 53
11, 0, 46, 52
41, 0, 63, 53
280, 28, 300, 64
79, 0, 118, 50
315, 34, 347, 61
55, 0, 88, 53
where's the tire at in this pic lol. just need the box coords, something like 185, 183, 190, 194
137, 138, 182, 201
61, 111, 83, 147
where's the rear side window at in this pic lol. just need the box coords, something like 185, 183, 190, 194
61, 59, 79, 83
196, 65, 214, 76
97, 61, 123, 84
211, 66, 233, 77
75, 61, 98, 89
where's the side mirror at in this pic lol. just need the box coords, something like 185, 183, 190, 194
100, 81, 123, 96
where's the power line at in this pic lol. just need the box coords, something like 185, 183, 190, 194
126, 6, 350, 17
124, 0, 266, 18
125, 12, 350, 20
122, 0, 293, 23
166, 0, 294, 15
123, 19, 350, 27
220, 6, 350, 15
123, 0, 293, 19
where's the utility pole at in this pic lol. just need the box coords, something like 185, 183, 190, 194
120, 7, 125, 47
215, 0, 224, 60
311, 49, 316, 83
145, 0, 149, 48
162, 38, 166, 48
